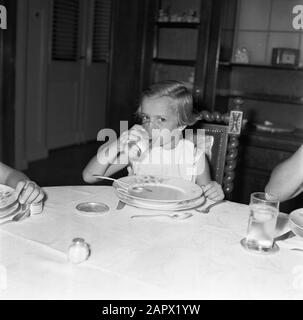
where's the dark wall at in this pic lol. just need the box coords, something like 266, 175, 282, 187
0, 0, 16, 165
108, 0, 147, 133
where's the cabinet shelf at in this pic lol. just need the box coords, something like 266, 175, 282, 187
153, 57, 196, 66
217, 89, 303, 105
219, 61, 303, 71
156, 21, 200, 28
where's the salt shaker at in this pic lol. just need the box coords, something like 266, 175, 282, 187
68, 238, 90, 264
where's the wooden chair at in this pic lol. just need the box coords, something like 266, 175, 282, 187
189, 98, 244, 200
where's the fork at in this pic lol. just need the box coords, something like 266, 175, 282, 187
195, 200, 226, 214
0, 205, 30, 225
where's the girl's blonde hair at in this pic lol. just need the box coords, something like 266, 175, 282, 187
139, 80, 201, 126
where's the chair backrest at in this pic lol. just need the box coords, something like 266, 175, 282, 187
200, 123, 229, 184
189, 98, 244, 199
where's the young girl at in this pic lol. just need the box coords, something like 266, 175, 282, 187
0, 161, 45, 204
83, 80, 224, 201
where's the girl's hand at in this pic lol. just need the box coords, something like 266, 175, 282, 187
15, 180, 45, 205
203, 181, 224, 201
118, 125, 146, 153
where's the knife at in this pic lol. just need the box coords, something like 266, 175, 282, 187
274, 230, 295, 242
116, 201, 126, 210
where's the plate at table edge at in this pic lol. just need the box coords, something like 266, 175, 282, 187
0, 184, 17, 209
0, 201, 20, 218
289, 208, 303, 230
113, 175, 203, 203
116, 193, 206, 211
0, 203, 29, 224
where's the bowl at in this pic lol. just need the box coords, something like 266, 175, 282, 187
0, 184, 16, 210
289, 209, 303, 238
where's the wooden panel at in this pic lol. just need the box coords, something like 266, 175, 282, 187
234, 167, 303, 213
157, 28, 198, 60
82, 63, 108, 141
1, 0, 16, 165
108, 0, 148, 131
92, 0, 112, 63
25, 1, 49, 161
242, 145, 292, 172
0, 6, 3, 161
230, 66, 303, 97
234, 168, 269, 204
47, 81, 80, 149
52, 0, 80, 61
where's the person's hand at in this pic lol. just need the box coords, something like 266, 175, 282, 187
118, 125, 146, 153
203, 181, 224, 201
15, 180, 45, 205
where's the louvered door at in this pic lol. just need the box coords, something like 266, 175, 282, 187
47, 0, 83, 149
47, 0, 112, 149
81, 0, 112, 141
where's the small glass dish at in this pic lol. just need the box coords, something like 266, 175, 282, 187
75, 202, 110, 215
240, 238, 279, 254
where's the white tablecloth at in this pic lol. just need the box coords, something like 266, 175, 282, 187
0, 186, 303, 300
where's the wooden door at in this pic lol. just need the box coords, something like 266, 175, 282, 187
47, 0, 84, 149
0, 0, 16, 165
81, 0, 112, 141
47, 0, 112, 149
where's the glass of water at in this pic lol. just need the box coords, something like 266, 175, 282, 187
240, 192, 280, 254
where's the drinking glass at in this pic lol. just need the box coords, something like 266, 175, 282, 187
240, 192, 280, 254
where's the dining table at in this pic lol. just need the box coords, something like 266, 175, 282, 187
1, 185, 303, 300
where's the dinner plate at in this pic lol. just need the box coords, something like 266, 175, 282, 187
116, 188, 204, 208
113, 175, 203, 203
0, 184, 16, 209
116, 191, 206, 211
289, 208, 303, 232
115, 187, 203, 209
0, 201, 20, 218
0, 203, 27, 225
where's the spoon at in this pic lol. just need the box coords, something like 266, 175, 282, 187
0, 206, 30, 225
195, 200, 226, 214
92, 175, 152, 192
131, 212, 193, 220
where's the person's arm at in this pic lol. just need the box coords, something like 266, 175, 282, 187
83, 125, 146, 183
0, 161, 27, 187
195, 155, 224, 201
265, 145, 303, 201
0, 162, 45, 204
82, 152, 128, 184
83, 132, 130, 183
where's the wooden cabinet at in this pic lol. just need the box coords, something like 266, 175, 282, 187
234, 129, 303, 212
140, 0, 237, 112
109, 0, 303, 210
0, 0, 16, 165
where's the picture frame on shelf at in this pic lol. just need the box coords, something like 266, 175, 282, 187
271, 48, 300, 67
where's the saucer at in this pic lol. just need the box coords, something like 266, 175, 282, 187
76, 202, 110, 215
240, 238, 279, 254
